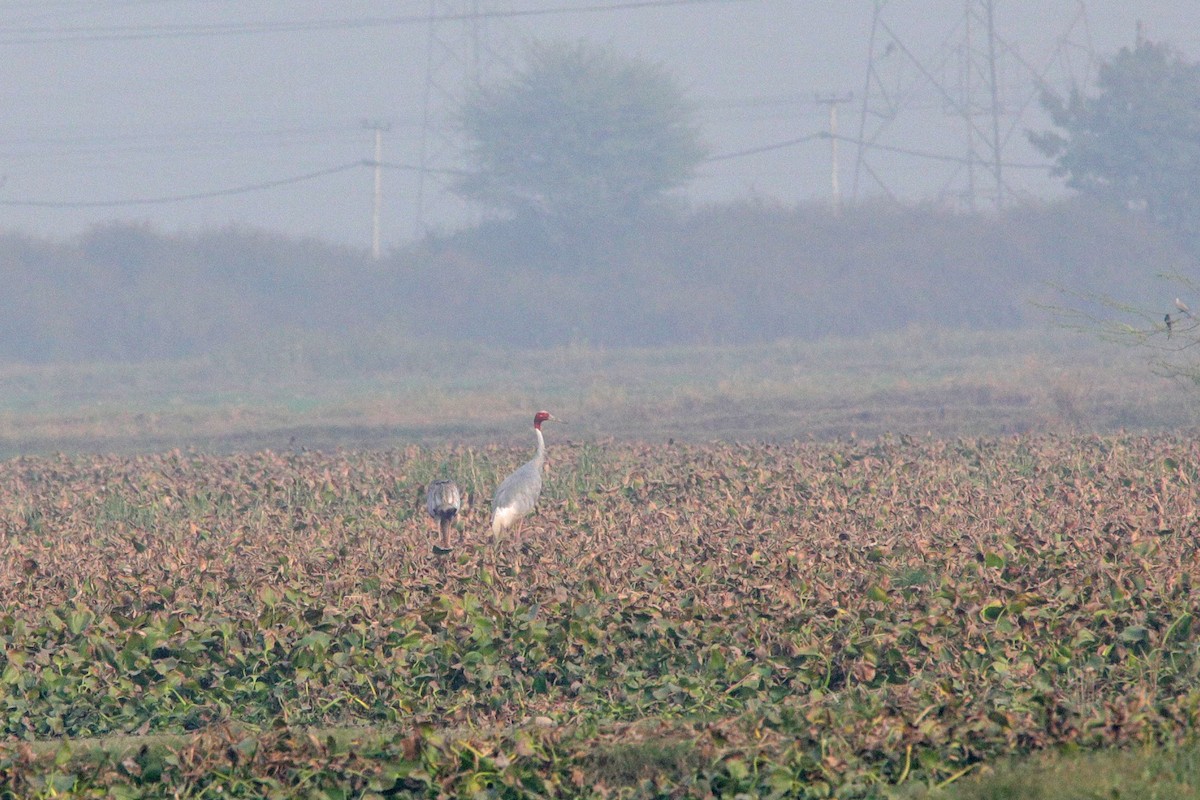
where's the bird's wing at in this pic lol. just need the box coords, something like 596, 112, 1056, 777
426, 480, 461, 515
492, 460, 542, 514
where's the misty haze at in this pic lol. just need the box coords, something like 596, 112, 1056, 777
0, 2, 1195, 449
0, 2, 1195, 447
6, 5, 1200, 796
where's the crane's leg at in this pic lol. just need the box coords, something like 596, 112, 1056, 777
433, 518, 454, 554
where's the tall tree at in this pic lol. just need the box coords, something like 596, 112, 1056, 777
1030, 40, 1200, 251
454, 41, 705, 236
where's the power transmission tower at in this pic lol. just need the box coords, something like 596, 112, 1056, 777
415, 0, 516, 238
852, 0, 1096, 210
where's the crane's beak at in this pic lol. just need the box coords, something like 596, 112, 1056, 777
548, 414, 565, 424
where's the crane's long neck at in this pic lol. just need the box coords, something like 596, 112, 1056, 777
533, 426, 545, 465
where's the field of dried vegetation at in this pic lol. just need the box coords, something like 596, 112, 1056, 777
2, 429, 1200, 797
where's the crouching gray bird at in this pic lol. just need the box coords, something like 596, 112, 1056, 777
425, 479, 461, 552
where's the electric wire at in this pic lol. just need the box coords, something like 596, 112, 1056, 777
0, 129, 1056, 209
0, 161, 361, 208
0, 0, 756, 44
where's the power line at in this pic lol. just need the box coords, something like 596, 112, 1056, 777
378, 160, 468, 176
0, 129, 1055, 211
0, 157, 469, 211
705, 130, 1052, 172
0, 161, 362, 208
706, 134, 825, 162
0, 0, 755, 44
0, 124, 369, 163
830, 133, 1051, 170
852, 1, 1091, 209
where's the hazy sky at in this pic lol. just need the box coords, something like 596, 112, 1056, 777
1, 1, 1196, 250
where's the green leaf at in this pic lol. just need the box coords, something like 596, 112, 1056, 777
980, 600, 1005, 622
724, 756, 749, 781
1119, 625, 1148, 643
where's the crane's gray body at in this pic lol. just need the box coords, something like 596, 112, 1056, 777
426, 479, 461, 548
491, 427, 545, 534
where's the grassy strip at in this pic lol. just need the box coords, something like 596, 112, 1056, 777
903, 742, 1200, 799
7, 723, 1200, 799
0, 327, 1192, 455
1, 719, 782, 799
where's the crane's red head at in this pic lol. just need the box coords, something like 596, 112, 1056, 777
533, 410, 556, 429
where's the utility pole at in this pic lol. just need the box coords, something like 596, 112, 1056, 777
362, 119, 391, 259
816, 93, 853, 212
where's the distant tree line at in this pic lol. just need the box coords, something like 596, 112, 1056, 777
0, 37, 1194, 367
0, 198, 1187, 364
1032, 39, 1200, 254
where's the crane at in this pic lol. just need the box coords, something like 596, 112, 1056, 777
491, 410, 561, 543
425, 479, 461, 551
